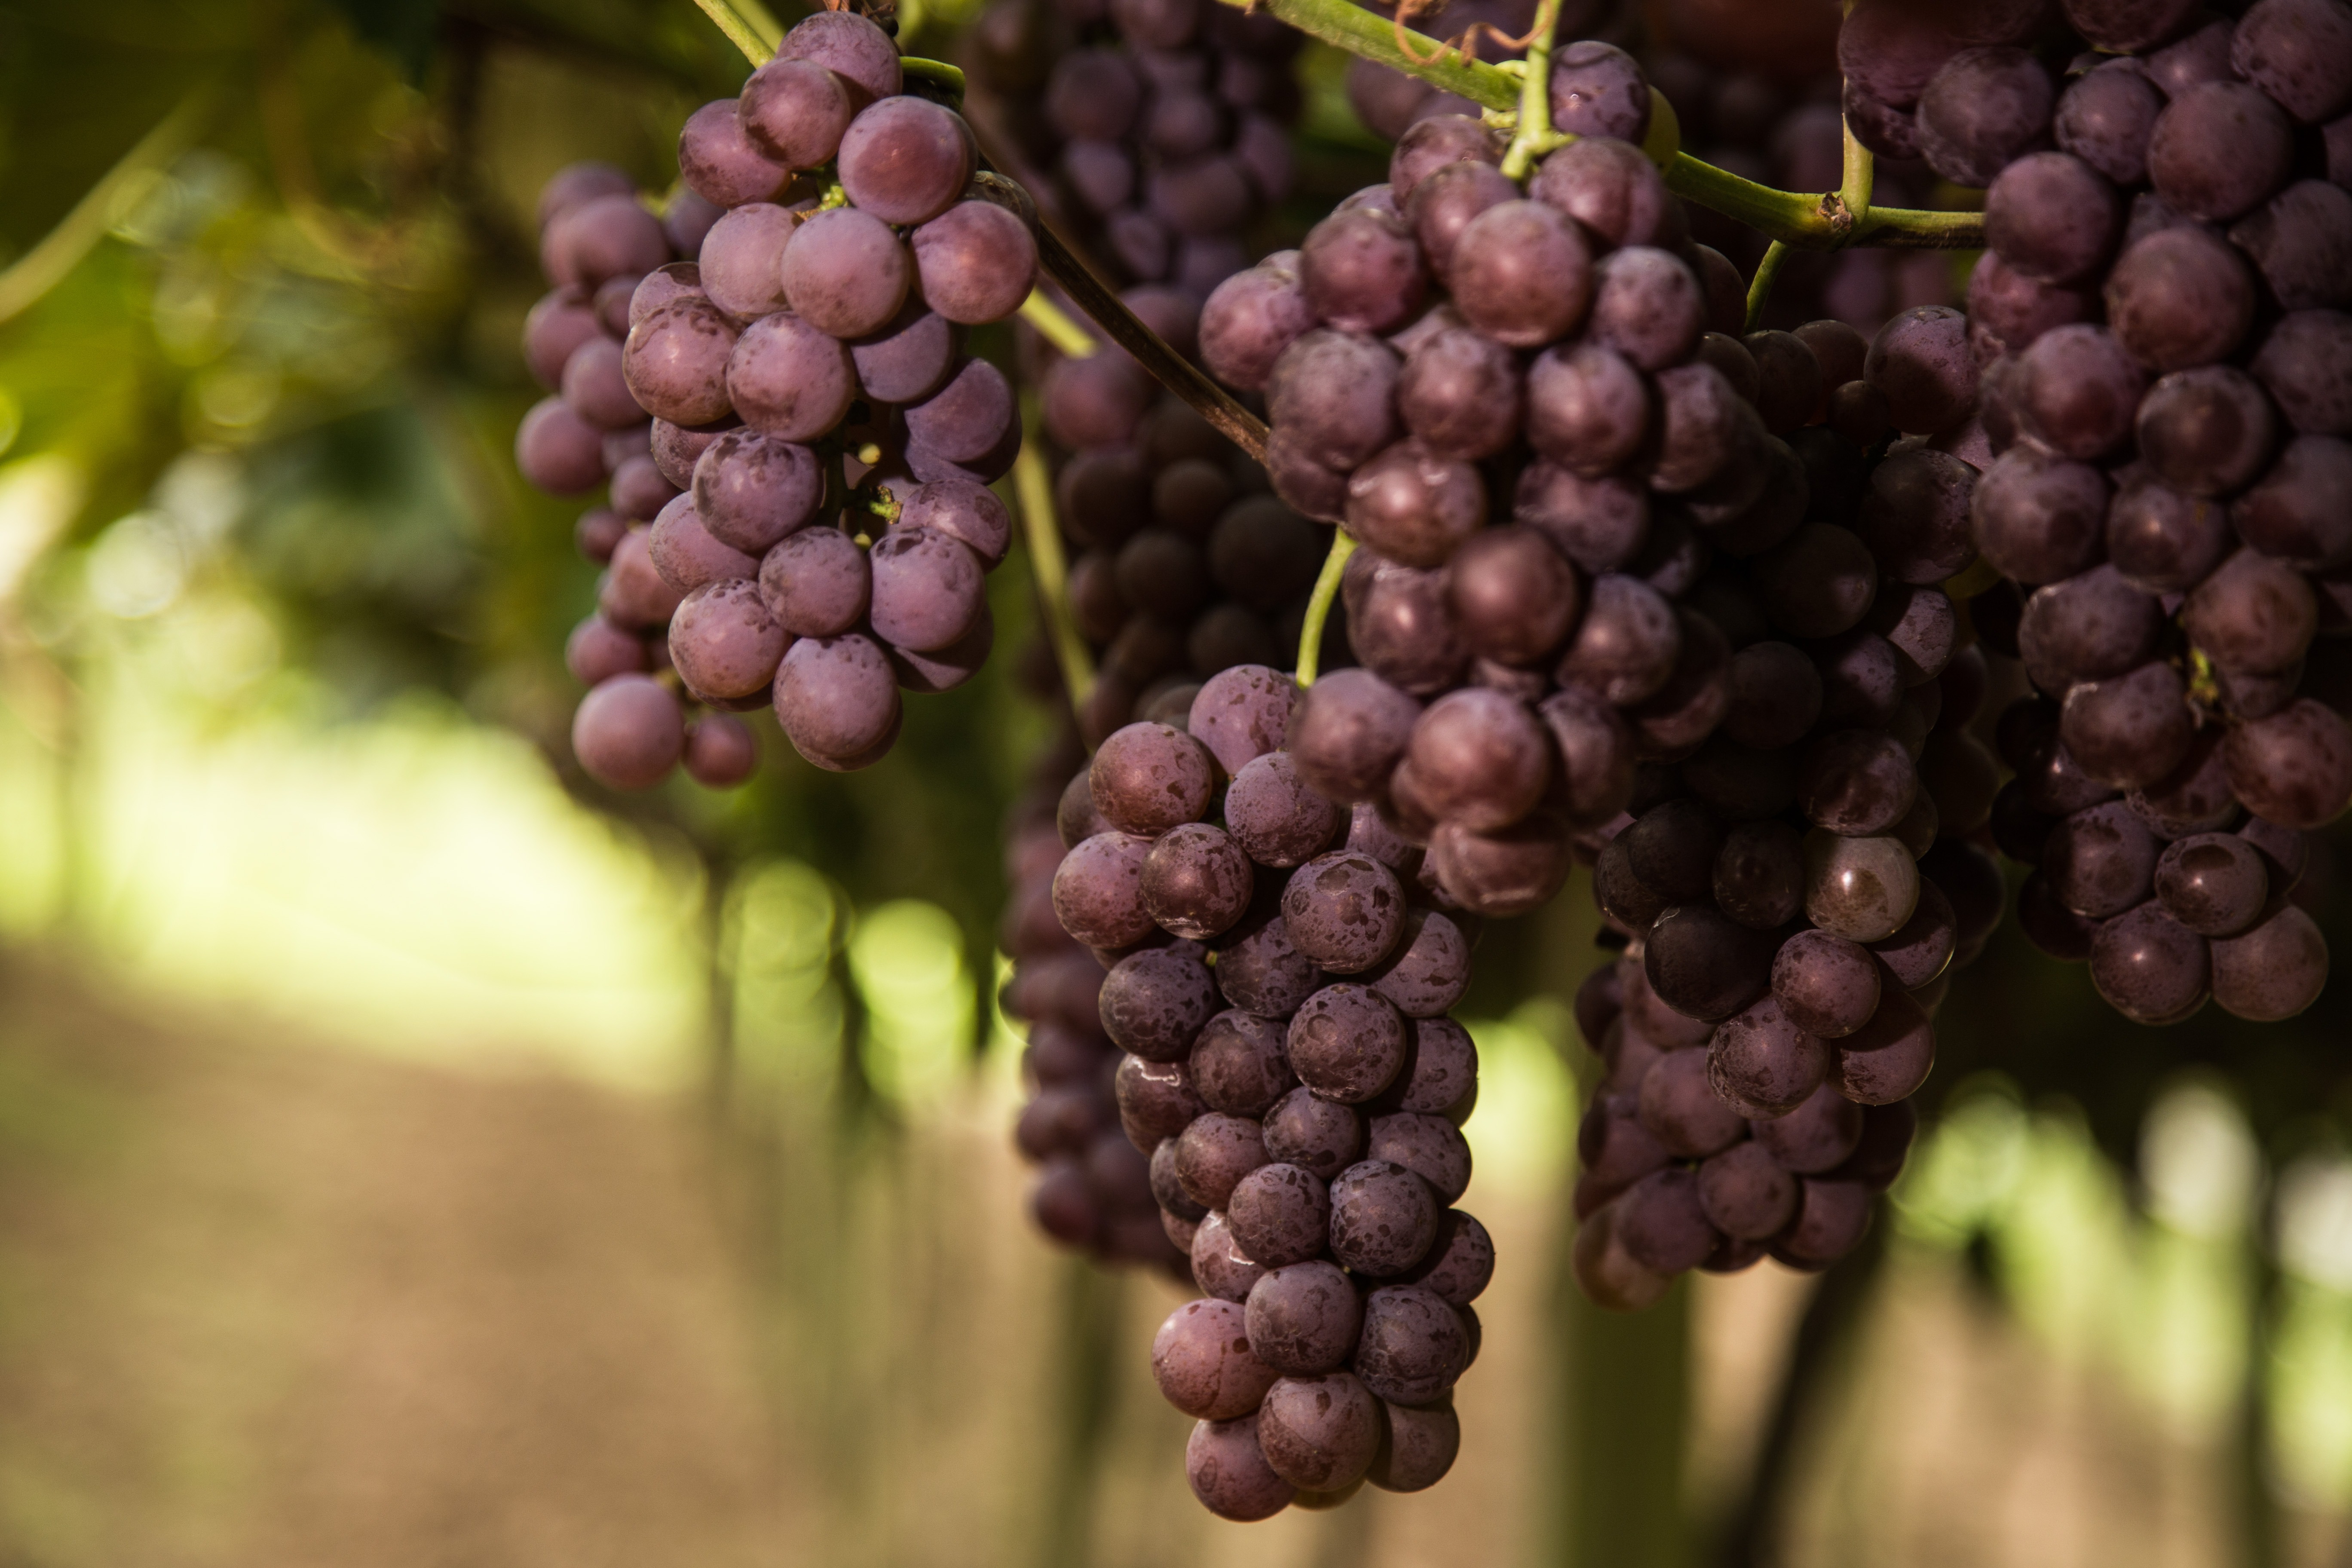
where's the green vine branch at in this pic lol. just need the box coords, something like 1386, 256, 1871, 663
1208, 0, 1983, 251
1495, 0, 1562, 181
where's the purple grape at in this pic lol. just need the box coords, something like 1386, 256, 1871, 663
544, 192, 668, 290
516, 397, 608, 495
1286, 669, 1419, 803
1557, 573, 1682, 705
2184, 548, 2317, 674
1650, 362, 1764, 493
2105, 225, 2256, 371
1352, 1285, 1467, 1406
2148, 82, 2295, 222
1343, 439, 1485, 569
1258, 1372, 1383, 1494
598, 528, 684, 630
572, 674, 684, 790
647, 494, 758, 593
682, 714, 757, 788
1586, 247, 1704, 372
2220, 699, 2352, 828
677, 97, 789, 207
2089, 900, 2211, 1023
1548, 39, 1652, 141
1970, 446, 2111, 585
1986, 152, 2122, 286
1616, 1166, 1720, 1274
2230, 181, 2352, 312
1396, 326, 1523, 462
2252, 312, 2352, 435
668, 577, 787, 700
2208, 903, 2331, 1021
836, 98, 973, 227
1407, 162, 1521, 288
1153, 1297, 1278, 1420
2234, 435, 2352, 568
1917, 46, 2056, 188
2233, 0, 2352, 122
1199, 261, 1315, 394
757, 525, 869, 638
1245, 1261, 1360, 1375
1525, 343, 1651, 479
1267, 330, 1400, 469
2055, 59, 2163, 186
726, 312, 855, 443
1327, 1159, 1439, 1276
1298, 202, 1426, 335
2106, 469, 2233, 591
1856, 447, 1979, 586
1448, 200, 1595, 349
772, 633, 901, 769
2015, 323, 2145, 459
1708, 993, 1828, 1117
1261, 1087, 1365, 1182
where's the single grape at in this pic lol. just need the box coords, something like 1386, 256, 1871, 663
726, 312, 855, 444
1262, 1087, 1366, 1182
2055, 59, 2163, 186
1586, 247, 1705, 372
2208, 903, 2330, 1021
2147, 82, 2295, 222
756, 525, 869, 638
1188, 1012, 1295, 1120
1615, 1166, 1721, 1274
1154, 1297, 1279, 1420
572, 674, 684, 790
1268, 330, 1402, 470
1917, 46, 2056, 188
1199, 260, 1316, 393
515, 397, 608, 496
1286, 668, 1421, 803
1245, 1261, 1360, 1375
1327, 1159, 1439, 1277
1186, 1412, 1294, 1522
2059, 660, 2195, 790
1448, 200, 1595, 349
668, 578, 787, 699
2233, 435, 2352, 568
1985, 152, 2122, 286
1525, 342, 1651, 479
836, 97, 974, 226
1774, 1178, 1874, 1270
1353, 1285, 1467, 1406
1257, 1373, 1384, 1494
1286, 984, 1408, 1103
2106, 470, 2233, 592
2104, 225, 2257, 371
2220, 699, 2352, 828
2153, 832, 2270, 936
1708, 993, 1828, 1117
2089, 900, 2211, 1023
648, 494, 759, 594
682, 714, 757, 788
1970, 446, 2111, 585
1754, 522, 1879, 639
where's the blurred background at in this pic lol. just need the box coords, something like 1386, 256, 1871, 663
0, 1, 2350, 1564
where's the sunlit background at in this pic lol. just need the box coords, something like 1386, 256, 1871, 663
0, 1, 2349, 1565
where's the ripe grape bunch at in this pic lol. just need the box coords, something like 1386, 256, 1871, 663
960, 0, 1302, 299
1045, 676, 1494, 1517
1847, 0, 2352, 1024
1188, 44, 2040, 1301
520, 9, 1042, 782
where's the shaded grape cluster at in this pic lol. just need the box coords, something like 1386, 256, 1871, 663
961, 0, 1303, 298
1043, 679, 1491, 1517
523, 10, 1040, 782
1034, 312, 1338, 743
1001, 744, 1192, 1271
1842, 0, 2352, 1024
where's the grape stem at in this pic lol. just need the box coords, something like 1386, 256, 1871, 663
0, 81, 219, 326
1744, 240, 1788, 332
1295, 532, 1357, 686
1011, 440, 1099, 715
1017, 290, 1099, 360
1839, 114, 1874, 223
1205, 0, 1984, 251
689, 0, 778, 62
1495, 0, 1562, 182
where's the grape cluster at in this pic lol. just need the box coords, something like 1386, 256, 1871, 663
961, 0, 1302, 298
1001, 745, 1191, 1271
523, 10, 1041, 781
1842, 0, 2352, 1024
1187, 51, 2023, 1300
1041, 680, 1491, 1516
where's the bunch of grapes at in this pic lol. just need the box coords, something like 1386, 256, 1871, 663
1001, 741, 1192, 1271
522, 9, 1041, 782
961, 0, 1303, 298
1842, 0, 2352, 1024
1038, 675, 1492, 1516
1186, 42, 2034, 1301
